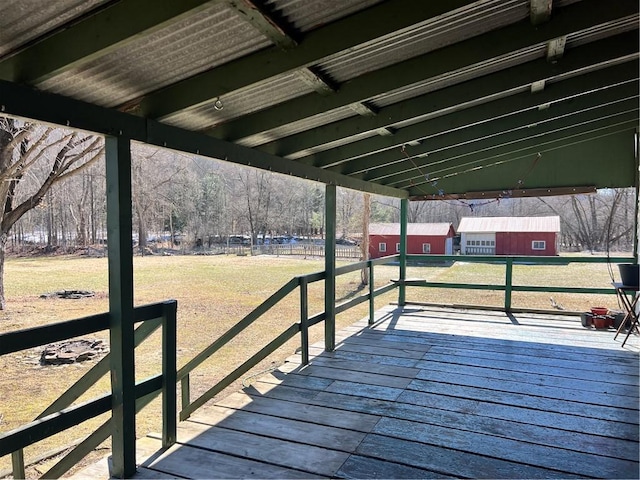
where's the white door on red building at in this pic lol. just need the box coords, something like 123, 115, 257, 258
445, 237, 453, 255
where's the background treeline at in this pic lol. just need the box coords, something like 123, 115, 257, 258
8, 143, 635, 254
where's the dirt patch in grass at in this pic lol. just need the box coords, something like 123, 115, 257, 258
0, 253, 627, 477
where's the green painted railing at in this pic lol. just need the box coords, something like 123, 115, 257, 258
2, 253, 629, 477
398, 254, 634, 311
0, 300, 177, 479
177, 255, 399, 420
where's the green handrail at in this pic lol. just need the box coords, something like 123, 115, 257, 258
401, 254, 634, 311
0, 300, 177, 479
178, 255, 401, 420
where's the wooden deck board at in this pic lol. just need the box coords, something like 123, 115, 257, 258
158, 422, 352, 477
77, 305, 639, 479
137, 437, 321, 479
241, 379, 640, 461
373, 416, 639, 478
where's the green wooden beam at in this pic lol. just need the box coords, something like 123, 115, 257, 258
330, 78, 639, 179
402, 121, 637, 191
368, 97, 639, 185
635, 127, 639, 261
405, 127, 636, 197
105, 136, 136, 479
396, 117, 638, 191
0, 80, 407, 198
257, 33, 639, 158
204, 0, 638, 141
0, 0, 217, 84
325, 184, 336, 352
134, 0, 475, 118
400, 115, 639, 187
146, 121, 408, 198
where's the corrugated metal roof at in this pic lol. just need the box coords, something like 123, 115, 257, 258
163, 72, 312, 131
239, 106, 358, 148
317, 0, 529, 84
36, 3, 270, 108
370, 223, 453, 236
235, 5, 634, 153
267, 0, 383, 33
457, 216, 561, 233
0, 0, 107, 57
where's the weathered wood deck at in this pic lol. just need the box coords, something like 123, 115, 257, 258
79, 306, 639, 479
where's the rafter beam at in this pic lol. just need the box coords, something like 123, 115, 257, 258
295, 68, 337, 95
315, 61, 639, 173
0, 80, 407, 198
0, 0, 217, 83
530, 0, 553, 26
205, 0, 638, 141
411, 186, 598, 201
132, 0, 476, 118
351, 90, 638, 186
225, 0, 298, 49
256, 33, 638, 158
378, 106, 638, 187
405, 128, 636, 196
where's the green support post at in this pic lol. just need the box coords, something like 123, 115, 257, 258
105, 136, 136, 478
368, 260, 375, 325
634, 128, 639, 264
634, 128, 639, 306
505, 257, 513, 311
162, 301, 177, 448
299, 277, 309, 365
325, 184, 337, 352
398, 199, 408, 306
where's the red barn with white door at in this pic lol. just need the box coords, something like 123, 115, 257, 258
368, 223, 456, 259
458, 216, 560, 256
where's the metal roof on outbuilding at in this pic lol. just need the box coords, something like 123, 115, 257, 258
457, 216, 561, 233
370, 223, 454, 236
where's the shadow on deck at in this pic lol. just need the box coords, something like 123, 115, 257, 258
80, 306, 640, 479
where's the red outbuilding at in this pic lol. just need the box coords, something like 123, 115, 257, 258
457, 216, 560, 256
368, 223, 456, 259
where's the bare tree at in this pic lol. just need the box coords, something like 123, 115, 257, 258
238, 170, 272, 244
0, 118, 103, 309
538, 191, 633, 252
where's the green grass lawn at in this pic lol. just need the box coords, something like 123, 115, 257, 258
0, 253, 626, 476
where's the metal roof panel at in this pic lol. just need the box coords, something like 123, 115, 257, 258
317, 0, 529, 84
163, 72, 312, 131
266, 0, 383, 32
458, 216, 561, 233
370, 223, 454, 236
36, 3, 270, 107
0, 0, 108, 57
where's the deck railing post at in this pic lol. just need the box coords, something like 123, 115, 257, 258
325, 184, 337, 352
505, 257, 513, 311
181, 376, 191, 419
162, 301, 177, 448
398, 199, 408, 306
11, 449, 25, 479
368, 260, 375, 325
299, 277, 310, 365
105, 136, 136, 479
